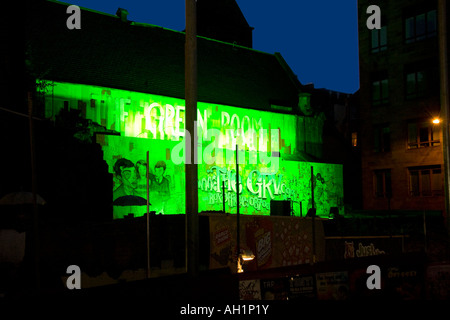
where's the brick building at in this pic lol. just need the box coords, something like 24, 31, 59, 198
358, 0, 446, 214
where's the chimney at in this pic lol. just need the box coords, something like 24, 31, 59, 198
116, 8, 128, 22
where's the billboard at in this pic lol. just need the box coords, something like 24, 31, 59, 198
45, 81, 344, 218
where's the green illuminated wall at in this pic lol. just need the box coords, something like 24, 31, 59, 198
43, 81, 344, 218
198, 158, 343, 217
44, 81, 297, 155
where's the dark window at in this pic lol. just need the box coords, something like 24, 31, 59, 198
374, 125, 390, 153
407, 120, 440, 149
405, 61, 439, 99
405, 9, 437, 43
408, 165, 442, 197
372, 78, 389, 106
374, 169, 392, 198
406, 70, 426, 99
371, 25, 387, 53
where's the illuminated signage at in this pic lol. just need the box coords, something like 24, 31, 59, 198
43, 81, 344, 219
45, 81, 297, 155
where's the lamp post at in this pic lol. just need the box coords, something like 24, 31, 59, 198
185, 0, 199, 277
236, 144, 240, 269
438, 0, 450, 251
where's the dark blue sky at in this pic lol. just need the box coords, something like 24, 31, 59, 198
66, 0, 359, 94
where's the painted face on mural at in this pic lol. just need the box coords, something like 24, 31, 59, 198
136, 161, 148, 178
155, 167, 164, 179
120, 166, 138, 189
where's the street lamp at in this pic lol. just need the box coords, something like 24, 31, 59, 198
237, 249, 255, 273
433, 118, 441, 124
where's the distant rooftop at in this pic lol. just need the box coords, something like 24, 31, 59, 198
25, 0, 303, 113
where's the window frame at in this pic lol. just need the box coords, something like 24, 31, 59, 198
373, 169, 392, 198
371, 78, 389, 107
407, 120, 441, 150
408, 165, 443, 197
371, 25, 388, 53
373, 124, 391, 153
404, 8, 437, 44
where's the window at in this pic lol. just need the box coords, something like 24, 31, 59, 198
374, 125, 390, 153
374, 169, 392, 198
406, 70, 426, 99
408, 165, 442, 197
352, 132, 358, 147
407, 120, 440, 149
405, 61, 439, 99
405, 9, 437, 43
371, 25, 387, 53
372, 78, 389, 106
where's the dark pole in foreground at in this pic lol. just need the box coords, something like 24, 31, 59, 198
222, 181, 226, 214
28, 92, 40, 290
311, 166, 316, 264
146, 151, 150, 278
236, 144, 240, 261
438, 0, 450, 254
185, 0, 199, 276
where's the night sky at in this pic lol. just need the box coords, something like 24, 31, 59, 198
65, 0, 359, 94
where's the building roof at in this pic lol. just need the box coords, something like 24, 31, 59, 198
26, 0, 303, 114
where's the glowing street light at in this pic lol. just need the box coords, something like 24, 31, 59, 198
433, 118, 441, 124
237, 249, 255, 273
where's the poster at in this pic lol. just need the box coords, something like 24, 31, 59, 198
239, 279, 261, 300
316, 271, 349, 300
209, 215, 325, 272
325, 237, 404, 261
426, 263, 450, 300
260, 278, 289, 300
289, 274, 316, 300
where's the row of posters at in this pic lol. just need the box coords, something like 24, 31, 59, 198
209, 215, 325, 272
239, 262, 431, 300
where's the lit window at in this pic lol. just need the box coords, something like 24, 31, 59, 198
352, 132, 358, 147
407, 121, 440, 149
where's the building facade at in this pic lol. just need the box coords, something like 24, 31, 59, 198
358, 0, 445, 213
0, 0, 345, 221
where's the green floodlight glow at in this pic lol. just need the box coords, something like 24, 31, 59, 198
43, 81, 344, 219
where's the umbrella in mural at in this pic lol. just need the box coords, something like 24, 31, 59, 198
113, 195, 149, 218
0, 192, 46, 206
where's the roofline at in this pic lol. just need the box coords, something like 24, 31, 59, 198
42, 79, 299, 117
274, 52, 302, 90
50, 0, 118, 19
50, 0, 273, 57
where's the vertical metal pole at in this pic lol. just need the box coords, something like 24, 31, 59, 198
311, 166, 316, 264
423, 210, 427, 253
185, 0, 199, 277
146, 151, 150, 278
438, 0, 450, 252
236, 144, 240, 260
222, 181, 226, 214
29, 104, 40, 289
28, 92, 40, 291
